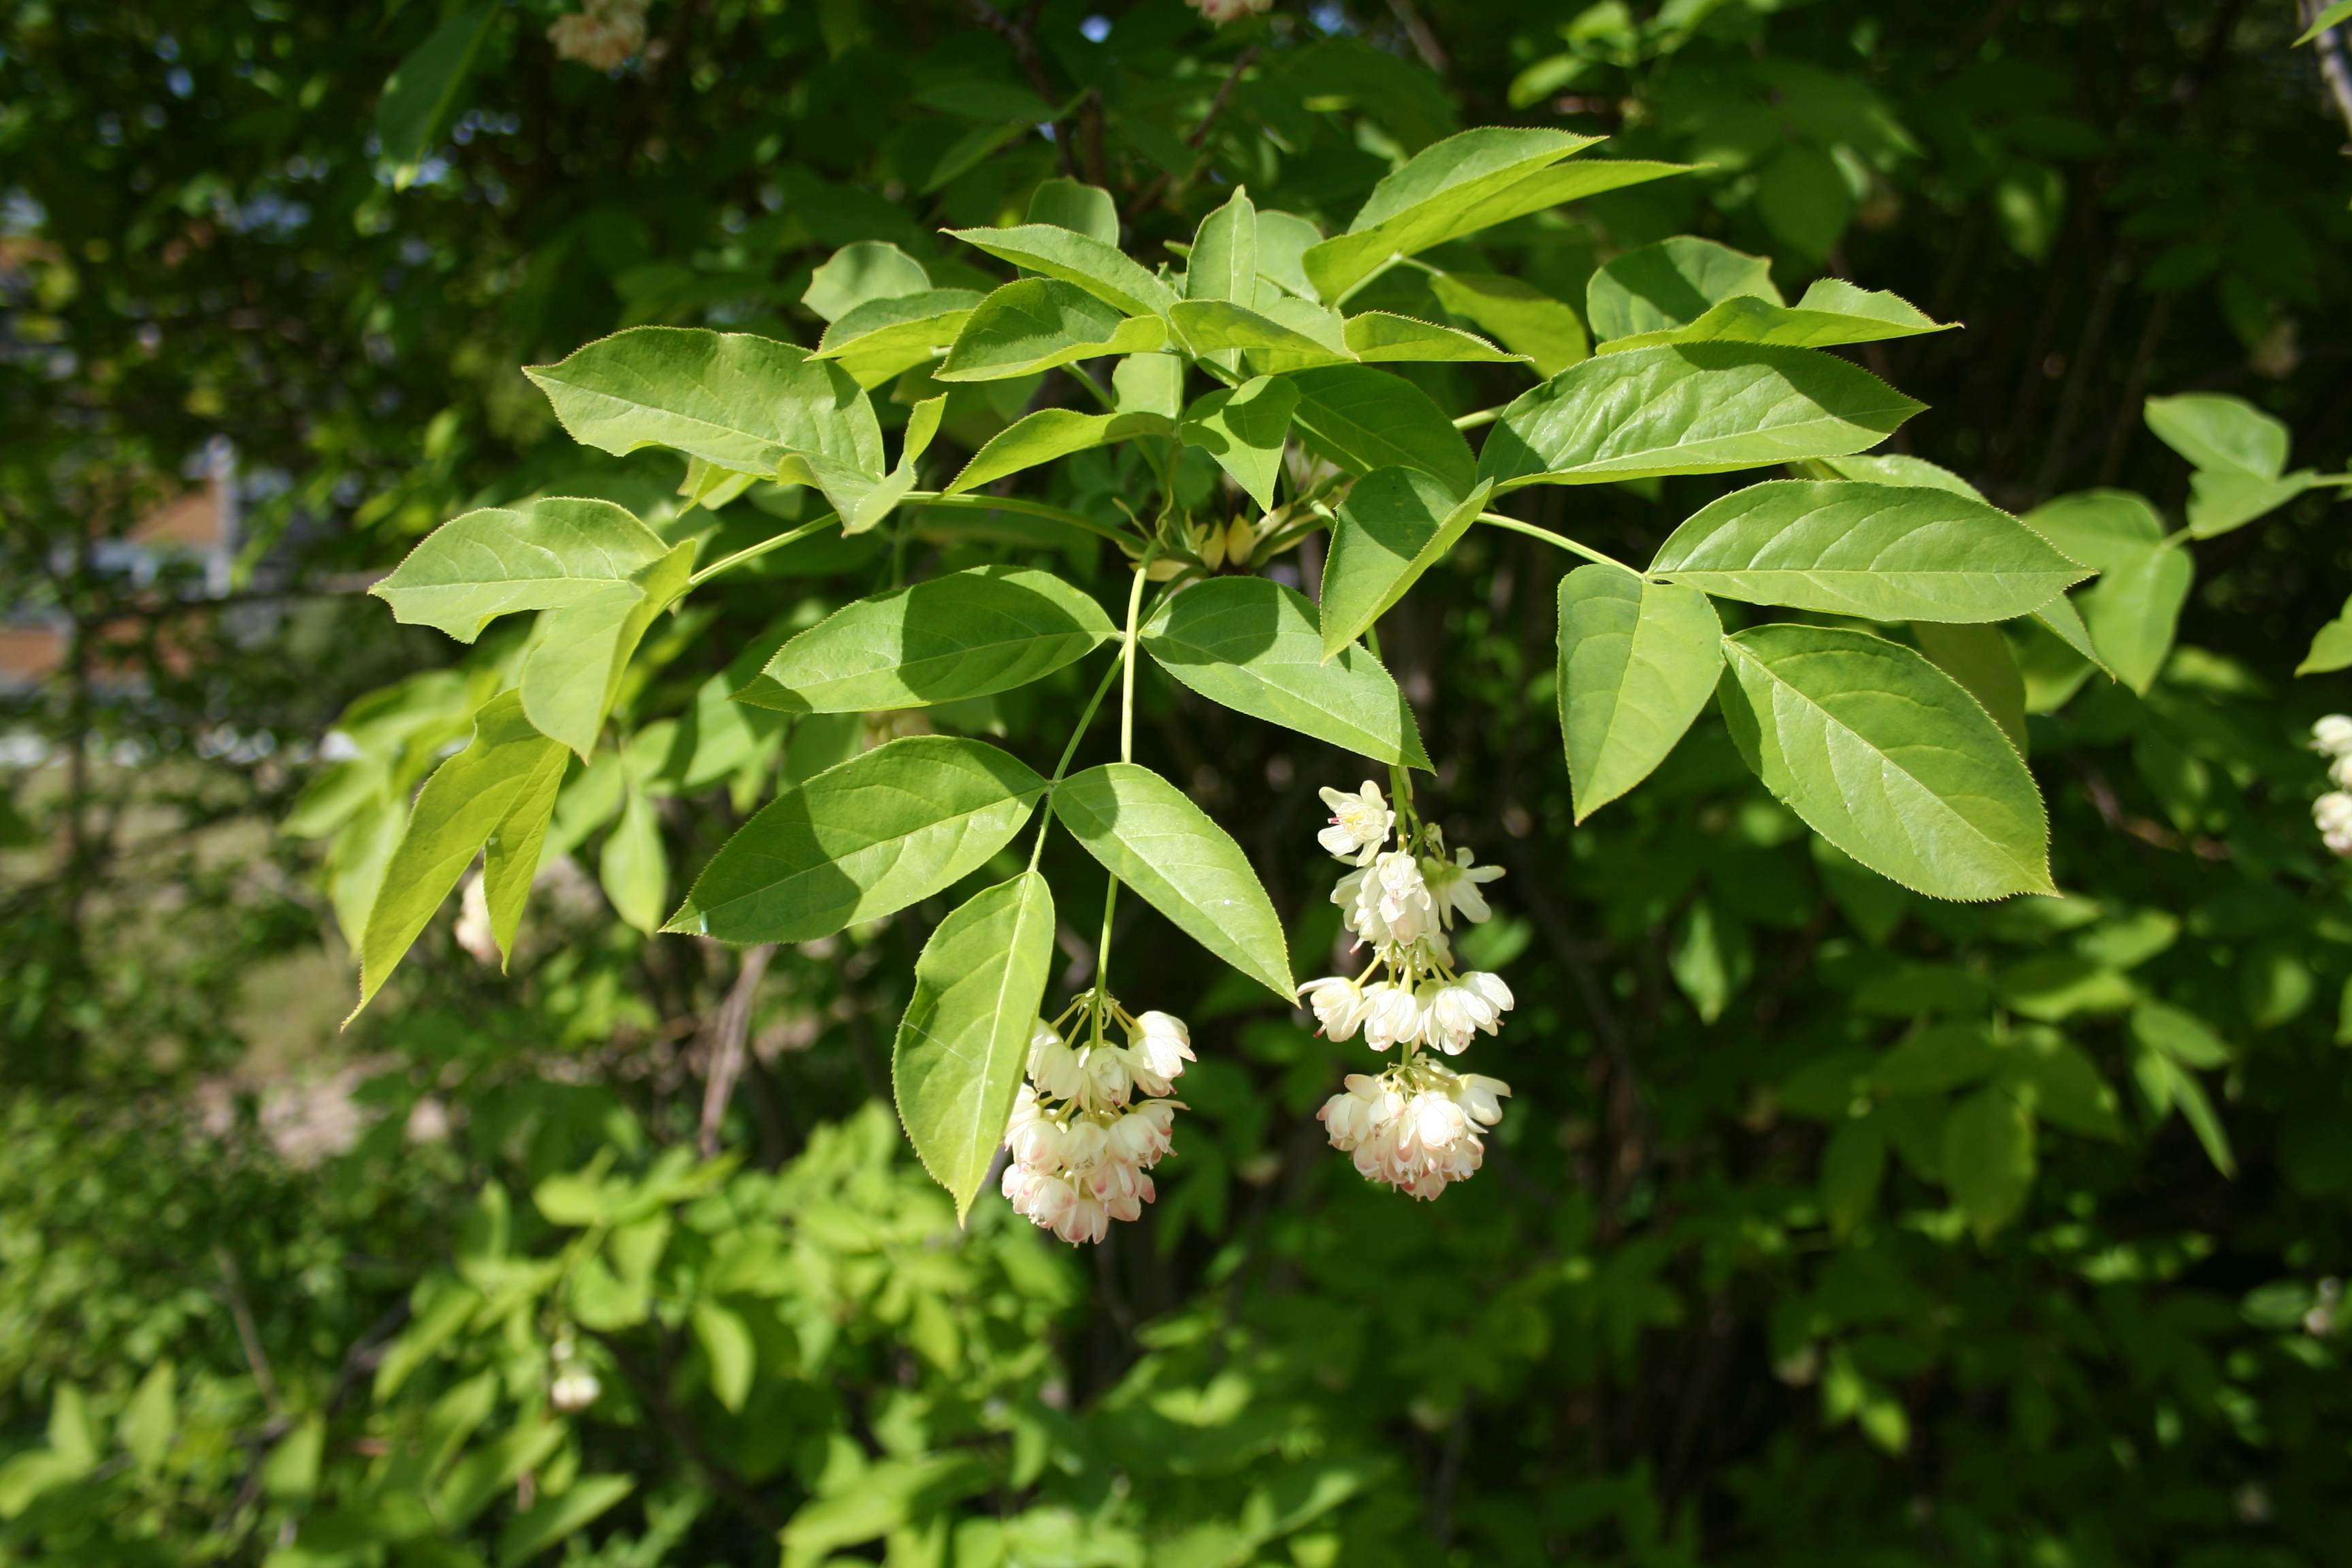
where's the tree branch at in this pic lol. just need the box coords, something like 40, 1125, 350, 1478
698, 942, 777, 1158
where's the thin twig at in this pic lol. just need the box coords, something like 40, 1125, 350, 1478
1124, 46, 1260, 221
214, 1245, 282, 1416
698, 943, 777, 1158
2304, 0, 2352, 135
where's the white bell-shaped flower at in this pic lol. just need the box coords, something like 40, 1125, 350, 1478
1422, 846, 1505, 928
2315, 715, 2352, 758
1128, 1011, 1194, 1095
1317, 780, 1395, 864
1300, 975, 1370, 1041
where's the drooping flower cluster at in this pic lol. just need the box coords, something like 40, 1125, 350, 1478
548, 0, 648, 70
1302, 781, 1516, 1199
2313, 715, 2352, 855
1001, 1002, 1192, 1245
1187, 0, 1275, 24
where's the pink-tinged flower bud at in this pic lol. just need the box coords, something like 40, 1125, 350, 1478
1080, 1046, 1132, 1109
1128, 1011, 1194, 1094
1301, 975, 1370, 1041
1360, 981, 1424, 1051
1030, 1036, 1083, 1102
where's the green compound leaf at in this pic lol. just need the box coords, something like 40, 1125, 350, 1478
2022, 491, 2189, 693
1286, 365, 1476, 495
1597, 279, 1953, 355
1477, 344, 1925, 491
376, 3, 497, 191
1718, 624, 2054, 902
892, 871, 1057, 1221
1254, 210, 1326, 300
1428, 270, 1588, 376
738, 566, 1115, 715
354, 693, 570, 1017
1586, 235, 1781, 344
2144, 393, 2323, 537
1818, 452, 1982, 497
2299, 595, 2352, 676
1179, 376, 1298, 513
1304, 127, 1686, 300
1143, 576, 1429, 768
801, 242, 932, 323
525, 327, 885, 482
371, 496, 671, 643
1052, 762, 1293, 1002
1319, 467, 1493, 657
666, 736, 1044, 943
1171, 297, 1354, 372
809, 290, 983, 389
1342, 312, 1525, 363
1556, 566, 1723, 822
598, 782, 668, 936
1650, 480, 2089, 623
517, 542, 693, 758
937, 278, 1167, 381
1027, 177, 1120, 245
945, 407, 1172, 494
1186, 187, 1259, 304
944, 223, 1177, 317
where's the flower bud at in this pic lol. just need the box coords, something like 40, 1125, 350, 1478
2316, 715, 2352, 757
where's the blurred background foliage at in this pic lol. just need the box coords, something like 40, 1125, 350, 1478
5, 0, 2352, 1563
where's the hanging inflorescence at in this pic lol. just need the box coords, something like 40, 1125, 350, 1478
1299, 781, 1515, 1200
1000, 1000, 1194, 1245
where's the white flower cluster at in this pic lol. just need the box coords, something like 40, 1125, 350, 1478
2314, 716, 2352, 855
548, 1337, 600, 1412
548, 0, 648, 70
1001, 1005, 1192, 1245
1188, 0, 1274, 23
1319, 1058, 1511, 1200
1301, 781, 1516, 1200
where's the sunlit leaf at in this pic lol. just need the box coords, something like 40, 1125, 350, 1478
1556, 566, 1722, 821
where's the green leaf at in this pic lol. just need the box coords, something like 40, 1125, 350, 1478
2144, 392, 2288, 477
1649, 480, 2088, 623
2299, 0, 2352, 44
1319, 467, 1494, 655
1556, 566, 1722, 821
1286, 365, 1476, 495
1873, 1022, 2004, 1095
1669, 897, 1748, 1022
1026, 178, 1120, 245
517, 542, 694, 757
2029, 591, 2110, 676
1477, 344, 1925, 491
945, 407, 1171, 493
2001, 1033, 2123, 1140
666, 736, 1044, 943
2184, 468, 2322, 539
1585, 235, 1781, 344
1342, 312, 1524, 363
1171, 297, 1353, 372
736, 566, 1115, 714
1187, 188, 1258, 304
1142, 576, 1429, 767
892, 872, 1057, 1220
692, 1301, 757, 1413
1254, 210, 1326, 301
1179, 376, 1298, 512
2022, 491, 2186, 693
260, 1415, 324, 1504
497, 1475, 634, 1565
2131, 1000, 2232, 1068
1717, 625, 2054, 901
599, 783, 668, 936
802, 242, 932, 324
377, 4, 496, 190
937, 279, 1168, 380
1819, 1117, 1886, 1237
1052, 763, 1292, 1001
1942, 1085, 2036, 1240
2298, 595, 2352, 675
526, 327, 885, 487
355, 693, 571, 1016
120, 1362, 175, 1475
1304, 127, 1686, 299
1911, 621, 2029, 757
440, 1421, 565, 1528
1113, 353, 1186, 420
1597, 279, 1953, 355
1428, 271, 1588, 377
945, 223, 1177, 316
810, 290, 983, 389
372, 497, 672, 643
1818, 452, 1984, 498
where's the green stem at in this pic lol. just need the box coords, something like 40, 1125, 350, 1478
684, 512, 840, 588
1064, 362, 1115, 410
1094, 543, 1160, 1034
1475, 511, 1642, 576
1333, 253, 1403, 310
900, 491, 1135, 546
1030, 657, 1124, 872
1361, 624, 1426, 832
1452, 406, 1502, 431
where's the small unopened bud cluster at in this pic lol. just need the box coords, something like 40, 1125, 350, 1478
1002, 1001, 1192, 1245
1302, 781, 1515, 1200
2313, 716, 2352, 855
